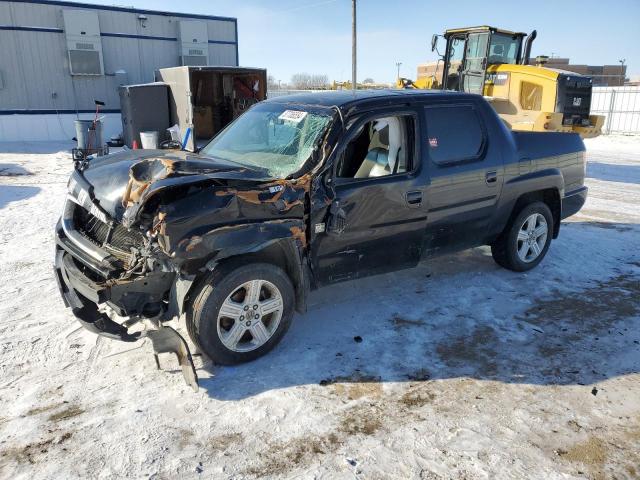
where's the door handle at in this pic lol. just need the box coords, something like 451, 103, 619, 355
405, 190, 423, 207
485, 171, 497, 185
518, 156, 532, 174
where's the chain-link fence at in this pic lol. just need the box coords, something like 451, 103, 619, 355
591, 86, 640, 135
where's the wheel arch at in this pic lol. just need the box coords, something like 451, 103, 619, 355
212, 238, 308, 312
508, 188, 561, 238
182, 237, 309, 318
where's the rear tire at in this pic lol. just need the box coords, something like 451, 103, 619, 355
491, 201, 553, 272
186, 263, 295, 365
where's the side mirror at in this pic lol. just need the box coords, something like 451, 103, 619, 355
327, 200, 347, 235
431, 34, 438, 52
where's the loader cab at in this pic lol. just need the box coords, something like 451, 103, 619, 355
439, 26, 526, 94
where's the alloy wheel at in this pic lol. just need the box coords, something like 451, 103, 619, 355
216, 279, 284, 352
516, 213, 548, 263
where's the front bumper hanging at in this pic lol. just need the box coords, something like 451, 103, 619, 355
147, 328, 199, 392
54, 247, 199, 391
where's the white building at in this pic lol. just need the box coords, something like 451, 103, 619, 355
0, 0, 239, 141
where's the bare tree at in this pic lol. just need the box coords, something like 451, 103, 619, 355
363, 77, 374, 84
290, 73, 329, 90
291, 73, 311, 89
267, 75, 279, 90
310, 74, 329, 88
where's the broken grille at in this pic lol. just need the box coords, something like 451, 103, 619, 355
72, 204, 145, 264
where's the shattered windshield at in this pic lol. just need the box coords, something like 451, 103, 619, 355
201, 103, 333, 178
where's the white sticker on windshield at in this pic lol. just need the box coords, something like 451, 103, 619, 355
278, 110, 308, 124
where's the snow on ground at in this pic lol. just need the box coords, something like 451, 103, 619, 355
0, 137, 639, 479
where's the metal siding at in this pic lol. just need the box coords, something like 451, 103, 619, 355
0, 32, 22, 108
0, 1, 238, 112
6, 0, 236, 22
208, 44, 238, 67
100, 36, 161, 84
97, 9, 176, 38
0, 4, 12, 22
4, 2, 62, 28
206, 19, 236, 42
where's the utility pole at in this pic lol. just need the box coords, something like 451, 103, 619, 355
619, 59, 626, 86
396, 62, 402, 80
351, 0, 356, 91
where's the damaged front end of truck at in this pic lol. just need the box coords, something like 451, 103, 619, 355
54, 103, 337, 390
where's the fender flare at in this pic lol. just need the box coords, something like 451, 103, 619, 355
165, 219, 309, 319
498, 168, 565, 238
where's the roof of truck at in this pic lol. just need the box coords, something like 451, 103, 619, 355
264, 89, 473, 108
445, 26, 527, 37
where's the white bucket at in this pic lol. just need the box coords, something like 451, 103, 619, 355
139, 131, 159, 149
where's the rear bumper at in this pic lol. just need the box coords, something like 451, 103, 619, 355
561, 186, 588, 220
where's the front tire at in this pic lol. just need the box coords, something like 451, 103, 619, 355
186, 263, 295, 365
491, 201, 553, 272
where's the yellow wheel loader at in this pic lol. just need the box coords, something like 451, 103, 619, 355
397, 26, 604, 138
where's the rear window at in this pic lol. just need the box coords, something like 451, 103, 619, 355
424, 105, 485, 164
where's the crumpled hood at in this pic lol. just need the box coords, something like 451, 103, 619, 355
81, 149, 272, 222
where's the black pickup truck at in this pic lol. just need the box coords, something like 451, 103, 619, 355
54, 90, 587, 389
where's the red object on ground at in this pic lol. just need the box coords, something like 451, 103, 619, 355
132, 140, 139, 149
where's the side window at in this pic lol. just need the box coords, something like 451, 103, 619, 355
425, 105, 484, 165
464, 33, 489, 72
337, 115, 413, 179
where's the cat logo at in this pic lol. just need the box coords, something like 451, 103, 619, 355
486, 72, 509, 86
572, 97, 582, 107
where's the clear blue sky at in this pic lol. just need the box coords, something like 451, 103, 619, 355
83, 0, 639, 83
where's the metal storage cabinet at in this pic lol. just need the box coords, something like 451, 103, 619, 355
118, 83, 171, 148
156, 66, 267, 151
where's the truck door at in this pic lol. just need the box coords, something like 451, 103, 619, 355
443, 35, 465, 91
311, 108, 428, 285
461, 33, 489, 94
422, 101, 504, 255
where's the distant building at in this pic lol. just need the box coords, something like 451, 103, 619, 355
527, 58, 627, 86
0, 0, 239, 141
416, 62, 445, 83
416, 58, 627, 87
